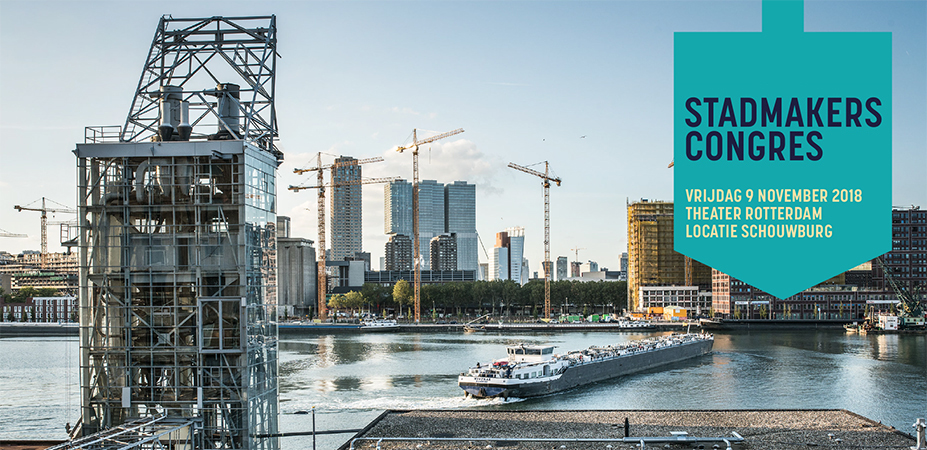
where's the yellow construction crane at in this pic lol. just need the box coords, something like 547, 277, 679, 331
395, 128, 465, 323
13, 197, 76, 269
290, 155, 395, 321
508, 161, 562, 320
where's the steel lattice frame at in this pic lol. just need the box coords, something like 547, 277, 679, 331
121, 15, 280, 159
76, 145, 280, 449
76, 15, 281, 450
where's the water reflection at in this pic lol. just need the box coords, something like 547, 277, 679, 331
277, 330, 925, 438
4, 332, 920, 449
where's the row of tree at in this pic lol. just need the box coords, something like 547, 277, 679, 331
326, 279, 628, 319
1, 286, 61, 303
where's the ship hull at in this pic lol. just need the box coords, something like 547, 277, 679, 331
460, 337, 712, 399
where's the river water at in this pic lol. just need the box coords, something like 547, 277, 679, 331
1, 330, 924, 449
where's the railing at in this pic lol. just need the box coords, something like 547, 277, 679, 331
350, 432, 745, 450
85, 126, 122, 143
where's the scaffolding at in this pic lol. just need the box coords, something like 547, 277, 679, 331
626, 200, 711, 311
74, 15, 280, 450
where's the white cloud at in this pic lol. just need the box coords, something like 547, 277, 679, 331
364, 138, 504, 196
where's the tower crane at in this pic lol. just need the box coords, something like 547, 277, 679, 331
508, 161, 562, 320
13, 197, 76, 269
0, 228, 27, 238
290, 155, 395, 321
395, 128, 465, 323
570, 246, 586, 268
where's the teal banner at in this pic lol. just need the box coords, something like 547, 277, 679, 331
674, 0, 891, 299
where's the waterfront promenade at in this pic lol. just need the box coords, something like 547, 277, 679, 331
0, 318, 873, 337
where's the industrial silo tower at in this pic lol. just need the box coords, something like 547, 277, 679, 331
74, 15, 280, 449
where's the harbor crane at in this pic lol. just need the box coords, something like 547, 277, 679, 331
395, 128, 465, 323
876, 256, 925, 326
13, 197, 76, 269
290, 155, 395, 321
508, 161, 562, 320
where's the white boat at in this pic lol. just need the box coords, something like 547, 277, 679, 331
618, 320, 653, 329
361, 319, 399, 331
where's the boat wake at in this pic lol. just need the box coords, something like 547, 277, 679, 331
283, 395, 525, 413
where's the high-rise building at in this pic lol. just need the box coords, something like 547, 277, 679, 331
620, 252, 629, 273
386, 179, 477, 270
556, 256, 568, 281
509, 227, 525, 285
445, 181, 478, 272
571, 261, 581, 278
521, 257, 529, 285
430, 233, 458, 271
385, 234, 413, 270
417, 180, 446, 268
490, 227, 526, 284
627, 199, 711, 311
872, 206, 927, 291
331, 156, 362, 261
491, 246, 509, 281
581, 261, 599, 274
384, 179, 413, 236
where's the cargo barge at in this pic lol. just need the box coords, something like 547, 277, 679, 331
458, 333, 713, 399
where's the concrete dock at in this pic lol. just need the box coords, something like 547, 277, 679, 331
341, 410, 916, 450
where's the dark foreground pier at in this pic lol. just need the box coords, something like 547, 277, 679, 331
341, 410, 916, 450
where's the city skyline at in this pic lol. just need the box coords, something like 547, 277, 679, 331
0, 1, 924, 273
383, 178, 477, 271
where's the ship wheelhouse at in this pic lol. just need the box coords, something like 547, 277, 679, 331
506, 345, 555, 363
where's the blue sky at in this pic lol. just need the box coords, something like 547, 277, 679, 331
1, 0, 924, 272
